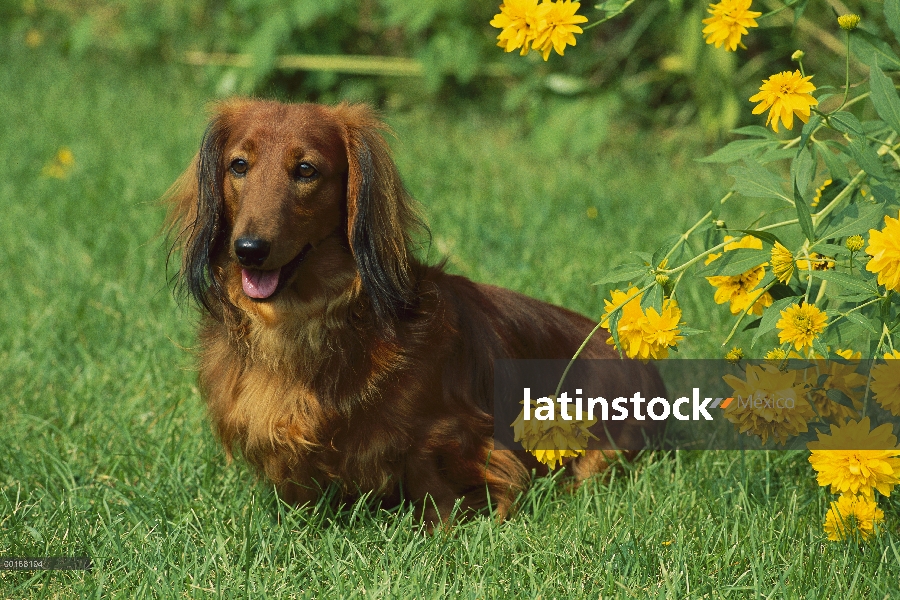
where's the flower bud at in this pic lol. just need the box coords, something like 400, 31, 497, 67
846, 234, 865, 252
837, 14, 861, 31
791, 50, 805, 61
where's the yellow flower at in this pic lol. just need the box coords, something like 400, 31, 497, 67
765, 348, 787, 363
490, 0, 542, 55
871, 350, 900, 416
725, 347, 744, 363
808, 417, 900, 498
25, 29, 43, 48
706, 236, 773, 315
532, 0, 588, 61
490, 0, 587, 60
512, 398, 597, 469
750, 70, 818, 133
600, 287, 683, 361
722, 364, 815, 445
701, 0, 761, 52
846, 235, 865, 253
771, 242, 795, 284
865, 210, 900, 291
824, 494, 884, 541
811, 179, 832, 208
776, 302, 827, 351
796, 252, 834, 272
41, 147, 76, 179
837, 14, 861, 31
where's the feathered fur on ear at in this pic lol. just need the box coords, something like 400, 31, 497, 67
336, 103, 423, 325
166, 115, 230, 316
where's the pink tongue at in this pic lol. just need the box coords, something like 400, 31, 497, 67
242, 268, 281, 299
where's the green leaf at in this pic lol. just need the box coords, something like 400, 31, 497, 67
607, 304, 622, 352
651, 233, 683, 269
697, 139, 779, 163
812, 336, 831, 358
809, 270, 879, 296
843, 310, 879, 334
868, 60, 900, 135
728, 162, 791, 202
730, 125, 777, 138
794, 180, 816, 242
829, 111, 866, 136
677, 326, 708, 336
848, 137, 887, 179
701, 248, 770, 276
814, 202, 883, 242
640, 283, 663, 313
791, 147, 815, 196
752, 296, 801, 347
887, 0, 900, 45
850, 29, 900, 71
797, 114, 823, 154
814, 140, 850, 181
593, 263, 651, 286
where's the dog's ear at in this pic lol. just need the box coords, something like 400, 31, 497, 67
335, 103, 423, 325
165, 112, 231, 316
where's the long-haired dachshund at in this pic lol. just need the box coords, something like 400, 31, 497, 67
167, 99, 664, 525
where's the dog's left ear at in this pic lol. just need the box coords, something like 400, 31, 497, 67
335, 103, 422, 325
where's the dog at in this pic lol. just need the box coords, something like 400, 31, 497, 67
166, 99, 664, 525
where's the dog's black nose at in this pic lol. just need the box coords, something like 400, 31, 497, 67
234, 237, 271, 267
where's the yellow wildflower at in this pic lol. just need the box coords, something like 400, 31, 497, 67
776, 302, 827, 351
824, 494, 883, 541
532, 0, 588, 60
750, 70, 818, 133
706, 236, 773, 315
512, 397, 597, 469
771, 242, 794, 284
722, 364, 815, 445
490, 0, 542, 55
600, 287, 683, 361
865, 210, 900, 291
725, 347, 744, 363
837, 14, 861, 31
871, 350, 900, 416
701, 0, 761, 51
808, 417, 900, 498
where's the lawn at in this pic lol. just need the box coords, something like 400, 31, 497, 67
1, 38, 899, 598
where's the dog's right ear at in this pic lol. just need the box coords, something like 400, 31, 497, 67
165, 113, 231, 316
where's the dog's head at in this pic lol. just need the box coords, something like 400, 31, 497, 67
167, 100, 421, 327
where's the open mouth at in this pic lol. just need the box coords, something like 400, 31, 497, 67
241, 243, 312, 301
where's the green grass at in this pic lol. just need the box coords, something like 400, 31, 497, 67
1, 40, 899, 598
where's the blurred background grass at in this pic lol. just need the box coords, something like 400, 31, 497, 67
2, 1, 899, 596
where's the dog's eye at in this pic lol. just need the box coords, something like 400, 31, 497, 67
294, 162, 318, 181
230, 159, 249, 176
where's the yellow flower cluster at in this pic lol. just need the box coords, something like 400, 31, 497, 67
600, 286, 683, 360
722, 364, 816, 445
490, 0, 588, 61
808, 418, 900, 529
42, 147, 75, 179
512, 398, 597, 468
705, 236, 773, 315
823, 494, 884, 541
866, 210, 900, 292
701, 0, 761, 51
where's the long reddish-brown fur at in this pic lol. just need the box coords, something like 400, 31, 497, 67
166, 99, 664, 525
